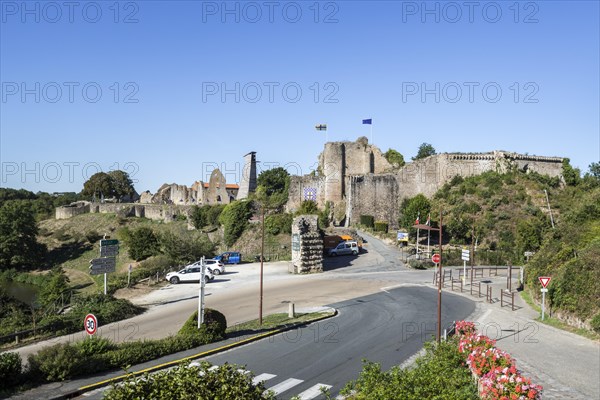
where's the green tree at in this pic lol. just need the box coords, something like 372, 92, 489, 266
124, 227, 160, 261
562, 158, 581, 186
296, 200, 319, 215
219, 201, 253, 247
384, 148, 406, 167
256, 167, 290, 207
108, 170, 135, 200
0, 201, 46, 270
588, 162, 600, 180
160, 231, 215, 265
412, 143, 437, 161
38, 267, 70, 308
81, 172, 115, 199
399, 194, 431, 230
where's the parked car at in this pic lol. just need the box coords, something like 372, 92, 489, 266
328, 241, 359, 257
166, 266, 214, 284
214, 251, 242, 264
204, 258, 225, 275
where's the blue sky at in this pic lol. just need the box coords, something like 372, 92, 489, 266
1, 0, 599, 193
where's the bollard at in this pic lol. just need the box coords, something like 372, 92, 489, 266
288, 303, 295, 318
15, 334, 19, 345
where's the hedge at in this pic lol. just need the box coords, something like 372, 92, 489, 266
360, 215, 375, 228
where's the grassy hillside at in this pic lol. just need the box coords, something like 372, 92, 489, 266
426, 170, 600, 330
38, 214, 198, 293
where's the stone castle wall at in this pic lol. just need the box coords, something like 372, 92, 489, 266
57, 202, 194, 223
55, 202, 90, 219
286, 140, 565, 227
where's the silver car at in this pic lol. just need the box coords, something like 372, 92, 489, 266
328, 241, 359, 256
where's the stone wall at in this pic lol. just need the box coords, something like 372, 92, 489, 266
55, 202, 90, 219
286, 175, 326, 213
286, 138, 565, 228
347, 174, 400, 229
290, 215, 323, 274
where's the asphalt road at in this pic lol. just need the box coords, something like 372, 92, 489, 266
204, 286, 475, 399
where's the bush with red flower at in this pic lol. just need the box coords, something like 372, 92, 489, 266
453, 321, 543, 400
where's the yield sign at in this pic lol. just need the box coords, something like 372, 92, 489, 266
539, 276, 552, 288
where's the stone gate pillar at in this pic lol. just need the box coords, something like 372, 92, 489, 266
291, 215, 323, 274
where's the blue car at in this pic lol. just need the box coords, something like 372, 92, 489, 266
214, 251, 242, 264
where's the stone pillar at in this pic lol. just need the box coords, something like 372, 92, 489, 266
291, 215, 323, 274
238, 151, 257, 199
323, 143, 345, 203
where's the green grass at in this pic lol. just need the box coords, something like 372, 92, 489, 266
520, 290, 600, 341
226, 311, 335, 333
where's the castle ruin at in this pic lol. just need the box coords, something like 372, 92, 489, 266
286, 137, 564, 229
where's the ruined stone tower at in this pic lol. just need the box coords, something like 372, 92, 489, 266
238, 151, 257, 199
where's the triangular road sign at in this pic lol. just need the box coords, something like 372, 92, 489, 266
539, 276, 551, 288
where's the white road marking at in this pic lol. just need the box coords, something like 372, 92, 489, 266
252, 373, 277, 385
268, 378, 304, 395
297, 383, 333, 399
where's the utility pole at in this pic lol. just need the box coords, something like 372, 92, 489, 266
259, 205, 265, 326
437, 210, 443, 343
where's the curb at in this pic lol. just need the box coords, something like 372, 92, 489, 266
59, 309, 337, 399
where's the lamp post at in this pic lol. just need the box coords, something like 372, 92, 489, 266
437, 210, 443, 343
259, 204, 265, 326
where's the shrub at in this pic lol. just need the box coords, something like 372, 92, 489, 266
104, 362, 275, 399
374, 221, 388, 233
76, 336, 116, 356
360, 215, 375, 228
0, 352, 22, 386
28, 342, 84, 381
219, 200, 253, 247
341, 341, 478, 399
264, 213, 293, 235
124, 227, 160, 261
590, 313, 600, 333
179, 308, 227, 344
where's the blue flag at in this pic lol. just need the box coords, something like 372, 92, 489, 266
362, 119, 372, 125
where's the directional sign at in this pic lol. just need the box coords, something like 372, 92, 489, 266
539, 276, 552, 288
100, 245, 119, 257
461, 249, 470, 261
90, 257, 116, 275
90, 266, 115, 275
432, 253, 441, 264
84, 314, 98, 335
100, 239, 119, 246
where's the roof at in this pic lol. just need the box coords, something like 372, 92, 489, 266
202, 183, 239, 189
413, 224, 440, 231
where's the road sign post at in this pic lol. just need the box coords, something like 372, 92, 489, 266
461, 249, 470, 284
198, 257, 206, 328
84, 314, 98, 336
539, 277, 551, 320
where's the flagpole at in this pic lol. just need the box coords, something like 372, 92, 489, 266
427, 213, 431, 255
370, 124, 373, 144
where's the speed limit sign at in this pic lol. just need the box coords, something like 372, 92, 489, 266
84, 314, 98, 336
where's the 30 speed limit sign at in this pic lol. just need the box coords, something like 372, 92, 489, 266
84, 314, 98, 336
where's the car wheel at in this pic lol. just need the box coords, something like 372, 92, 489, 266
352, 250, 358, 255
170, 277, 180, 284
213, 269, 221, 275
331, 252, 337, 257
